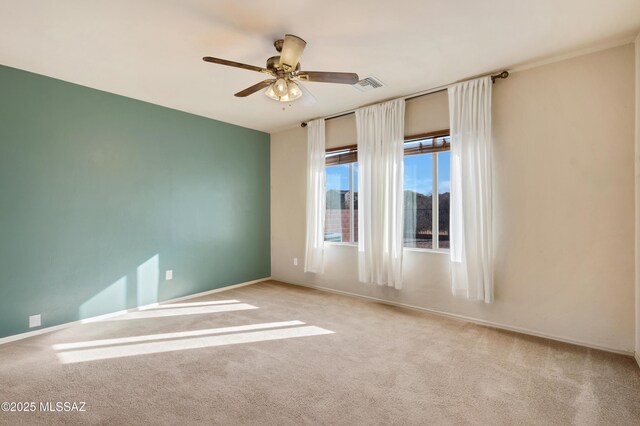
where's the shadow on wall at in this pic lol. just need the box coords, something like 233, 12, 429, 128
79, 254, 160, 320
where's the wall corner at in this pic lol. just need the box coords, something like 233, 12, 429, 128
635, 32, 640, 357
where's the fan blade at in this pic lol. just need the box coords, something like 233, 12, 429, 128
298, 82, 317, 106
279, 34, 307, 72
296, 71, 359, 84
203, 56, 272, 75
234, 79, 275, 97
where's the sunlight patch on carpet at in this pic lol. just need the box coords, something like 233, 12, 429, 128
56, 325, 335, 363
53, 320, 306, 351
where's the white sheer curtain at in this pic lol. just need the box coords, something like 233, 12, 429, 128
304, 119, 326, 273
356, 99, 405, 289
448, 76, 494, 302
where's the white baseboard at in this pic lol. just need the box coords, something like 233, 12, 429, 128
278, 279, 635, 357
0, 277, 271, 346
635, 352, 640, 369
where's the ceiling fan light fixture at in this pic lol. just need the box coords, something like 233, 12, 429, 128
265, 80, 303, 102
274, 78, 288, 96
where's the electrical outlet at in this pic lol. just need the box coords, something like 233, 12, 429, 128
29, 314, 41, 328
165, 270, 173, 280
293, 257, 298, 266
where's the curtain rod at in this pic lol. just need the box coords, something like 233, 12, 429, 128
300, 70, 509, 128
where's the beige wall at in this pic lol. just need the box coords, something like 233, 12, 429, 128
324, 90, 450, 149
271, 44, 636, 353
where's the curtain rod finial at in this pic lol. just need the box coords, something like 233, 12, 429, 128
301, 122, 308, 128
491, 70, 509, 83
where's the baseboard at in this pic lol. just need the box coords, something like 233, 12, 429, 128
132, 278, 269, 311
0, 277, 271, 346
635, 352, 640, 369
277, 279, 635, 357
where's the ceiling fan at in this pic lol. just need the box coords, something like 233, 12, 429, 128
203, 34, 359, 103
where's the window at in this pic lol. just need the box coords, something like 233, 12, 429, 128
325, 147, 358, 243
403, 132, 450, 250
323, 130, 450, 249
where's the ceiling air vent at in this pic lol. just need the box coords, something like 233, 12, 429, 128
354, 76, 384, 92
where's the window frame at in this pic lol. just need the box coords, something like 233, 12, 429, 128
403, 130, 451, 252
324, 161, 358, 244
323, 129, 450, 251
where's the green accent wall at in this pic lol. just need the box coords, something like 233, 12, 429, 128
0, 65, 270, 339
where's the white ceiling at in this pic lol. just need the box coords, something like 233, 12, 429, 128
0, 1, 639, 133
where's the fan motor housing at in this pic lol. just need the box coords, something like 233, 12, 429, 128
266, 56, 300, 74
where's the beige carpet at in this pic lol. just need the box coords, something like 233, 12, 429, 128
0, 280, 639, 425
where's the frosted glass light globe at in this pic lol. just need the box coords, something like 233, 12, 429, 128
287, 81, 302, 100
274, 78, 288, 96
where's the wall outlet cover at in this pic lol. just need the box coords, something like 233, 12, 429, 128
165, 270, 173, 280
29, 314, 41, 328
293, 257, 298, 266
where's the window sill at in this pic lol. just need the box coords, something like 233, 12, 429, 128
324, 242, 450, 255
404, 247, 450, 254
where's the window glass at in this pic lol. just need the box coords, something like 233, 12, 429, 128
403, 154, 433, 249
352, 163, 359, 243
325, 164, 352, 242
437, 151, 450, 249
